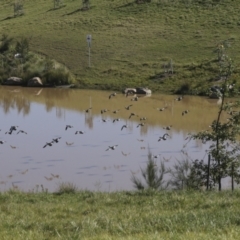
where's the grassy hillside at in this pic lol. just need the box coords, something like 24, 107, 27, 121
0, 0, 240, 93
1, 190, 240, 239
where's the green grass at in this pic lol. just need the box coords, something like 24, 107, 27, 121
0, 190, 240, 239
1, 0, 240, 93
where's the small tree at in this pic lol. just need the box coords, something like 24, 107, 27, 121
213, 39, 231, 63
13, 0, 24, 17
82, 0, 90, 9
131, 150, 169, 190
169, 157, 192, 190
190, 43, 240, 191
15, 37, 29, 59
54, 0, 64, 9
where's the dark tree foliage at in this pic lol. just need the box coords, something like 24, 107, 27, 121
189, 42, 240, 191
0, 34, 13, 53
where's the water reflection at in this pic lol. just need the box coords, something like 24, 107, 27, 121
0, 86, 228, 192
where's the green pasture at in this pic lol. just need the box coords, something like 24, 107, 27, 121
1, 0, 240, 93
0, 190, 240, 239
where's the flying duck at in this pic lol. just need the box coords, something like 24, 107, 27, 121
122, 151, 130, 156
52, 137, 61, 143
131, 96, 138, 101
158, 133, 169, 142
17, 130, 27, 134
106, 145, 118, 151
125, 105, 133, 110
163, 125, 172, 130
137, 123, 145, 128
129, 113, 138, 119
109, 93, 117, 99
85, 107, 92, 113
182, 110, 189, 116
157, 107, 167, 112
151, 154, 161, 159
121, 124, 128, 131
43, 142, 53, 148
75, 131, 85, 134
175, 96, 184, 101
113, 118, 120, 123
101, 109, 109, 114
65, 125, 73, 130
112, 109, 120, 114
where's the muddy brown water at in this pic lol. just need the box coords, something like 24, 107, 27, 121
0, 86, 229, 192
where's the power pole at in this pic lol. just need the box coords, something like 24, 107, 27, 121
86, 34, 92, 68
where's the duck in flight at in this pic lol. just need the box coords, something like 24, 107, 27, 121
106, 145, 118, 151
85, 107, 92, 113
0, 140, 6, 144
113, 118, 120, 123
157, 107, 167, 112
158, 133, 169, 142
10, 126, 18, 131
43, 142, 53, 148
121, 124, 128, 131
6, 126, 19, 135
112, 109, 120, 114
17, 130, 27, 134
137, 123, 145, 128
101, 109, 109, 114
75, 131, 85, 134
182, 110, 189, 116
163, 125, 172, 130
52, 137, 61, 143
175, 96, 184, 101
109, 93, 116, 99
125, 105, 133, 110
65, 125, 73, 130
129, 113, 138, 119
122, 151, 131, 156
131, 96, 138, 101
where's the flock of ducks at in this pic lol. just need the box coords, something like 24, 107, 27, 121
0, 92, 188, 155
0, 90, 193, 190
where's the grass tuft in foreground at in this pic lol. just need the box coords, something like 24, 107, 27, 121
0, 189, 240, 239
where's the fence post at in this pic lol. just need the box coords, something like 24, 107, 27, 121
232, 163, 234, 192
206, 154, 211, 190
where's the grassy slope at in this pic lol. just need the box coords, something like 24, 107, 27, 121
0, 190, 240, 239
0, 0, 240, 92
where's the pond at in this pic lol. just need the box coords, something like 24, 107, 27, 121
0, 86, 226, 192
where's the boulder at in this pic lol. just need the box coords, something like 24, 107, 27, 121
136, 87, 152, 95
123, 87, 152, 95
123, 88, 137, 95
28, 77, 43, 87
3, 77, 23, 86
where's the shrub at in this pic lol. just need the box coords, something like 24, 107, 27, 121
44, 68, 72, 85
55, 182, 78, 195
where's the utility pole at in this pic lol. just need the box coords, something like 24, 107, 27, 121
86, 34, 91, 68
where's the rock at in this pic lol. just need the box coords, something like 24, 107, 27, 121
123, 87, 152, 95
3, 77, 23, 86
123, 88, 137, 95
135, 87, 152, 95
28, 77, 43, 87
